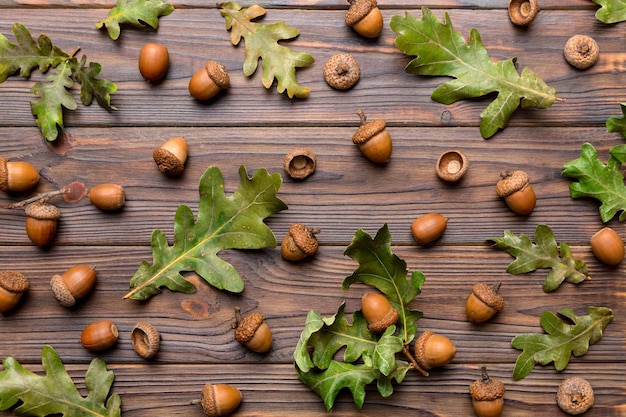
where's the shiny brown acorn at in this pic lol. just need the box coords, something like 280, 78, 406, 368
361, 292, 398, 333
0, 157, 39, 192
411, 212, 447, 245
469, 366, 505, 417
89, 183, 125, 211
153, 137, 188, 176
50, 264, 97, 308
590, 227, 624, 266
138, 42, 169, 81
24, 202, 61, 246
80, 320, 119, 351
345, 0, 383, 38
200, 383, 242, 417
0, 271, 29, 313
352, 110, 392, 164
496, 171, 536, 215
466, 283, 504, 323
234, 308, 272, 353
414, 330, 456, 370
189, 61, 230, 101
281, 223, 320, 261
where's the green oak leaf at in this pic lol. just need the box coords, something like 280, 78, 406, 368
125, 165, 287, 301
592, 0, 626, 23
0, 22, 68, 82
0, 345, 121, 416
30, 60, 77, 142
562, 142, 626, 222
489, 224, 589, 292
96, 0, 175, 41
606, 102, 626, 136
220, 2, 314, 98
390, 7, 560, 139
511, 307, 613, 380
343, 224, 425, 343
71, 55, 117, 109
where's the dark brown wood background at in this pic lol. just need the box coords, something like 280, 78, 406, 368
0, 1, 624, 416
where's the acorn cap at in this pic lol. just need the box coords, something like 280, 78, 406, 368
50, 274, 75, 307
345, 0, 378, 26
153, 148, 185, 176
323, 53, 360, 90
564, 35, 599, 70
471, 283, 504, 312
353, 119, 386, 144
556, 376, 594, 415
469, 374, 506, 401
496, 171, 529, 197
289, 223, 319, 255
508, 0, 539, 26
205, 61, 230, 89
25, 203, 61, 220
234, 311, 264, 344
368, 307, 399, 333
283, 147, 317, 180
0, 158, 8, 191
132, 321, 161, 359
0, 271, 29, 293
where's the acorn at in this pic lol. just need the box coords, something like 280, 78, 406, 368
234, 308, 272, 353
590, 227, 624, 266
496, 170, 536, 215
414, 330, 456, 370
80, 320, 119, 351
89, 183, 125, 211
24, 202, 61, 246
131, 321, 161, 359
0, 157, 39, 192
138, 42, 169, 81
556, 376, 594, 415
200, 383, 242, 417
345, 0, 383, 38
469, 366, 505, 417
189, 61, 230, 101
50, 264, 97, 307
564, 35, 599, 70
283, 147, 316, 180
411, 212, 447, 246
0, 271, 29, 313
153, 137, 188, 176
352, 109, 392, 164
281, 223, 320, 261
466, 283, 504, 323
361, 292, 398, 333
323, 53, 360, 91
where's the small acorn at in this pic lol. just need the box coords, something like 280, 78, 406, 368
281, 223, 320, 261
24, 202, 61, 246
466, 283, 504, 323
469, 366, 505, 417
200, 383, 242, 417
89, 183, 125, 211
138, 42, 169, 81
50, 264, 97, 307
0, 157, 39, 192
590, 227, 624, 266
283, 147, 316, 180
414, 330, 456, 370
345, 0, 384, 38
361, 292, 398, 333
131, 321, 161, 359
508, 0, 539, 26
411, 212, 447, 246
496, 170, 536, 215
189, 61, 230, 101
352, 109, 392, 164
80, 320, 119, 351
0, 271, 29, 313
153, 137, 188, 176
233, 307, 272, 353
556, 376, 594, 415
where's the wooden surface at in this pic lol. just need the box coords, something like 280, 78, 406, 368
0, 1, 625, 416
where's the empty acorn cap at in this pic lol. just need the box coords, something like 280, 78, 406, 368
345, 0, 378, 26
436, 150, 468, 182
283, 148, 317, 180
132, 321, 161, 359
508, 0, 539, 26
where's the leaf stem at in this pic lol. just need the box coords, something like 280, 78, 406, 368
69, 46, 81, 58
402, 344, 429, 376
0, 187, 68, 209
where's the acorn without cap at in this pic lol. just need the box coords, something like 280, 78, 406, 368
345, 0, 384, 38
466, 283, 504, 323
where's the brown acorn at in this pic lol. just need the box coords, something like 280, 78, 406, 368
411, 212, 447, 246
153, 137, 188, 176
564, 35, 599, 70
361, 292, 398, 333
50, 264, 97, 307
466, 283, 504, 323
89, 183, 125, 211
414, 330, 456, 370
496, 170, 536, 215
189, 61, 230, 101
590, 227, 624, 266
138, 42, 169, 81
0, 157, 39, 192
469, 367, 505, 417
80, 320, 119, 351
345, 0, 383, 38
24, 202, 61, 246
323, 53, 360, 90
0, 271, 29, 313
281, 223, 320, 261
200, 383, 242, 417
556, 376, 594, 415
131, 321, 161, 359
234, 308, 272, 353
352, 109, 392, 164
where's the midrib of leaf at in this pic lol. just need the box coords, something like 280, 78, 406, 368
13, 385, 106, 417
507, 244, 582, 277
223, 7, 259, 40
327, 329, 376, 347
125, 186, 270, 299
537, 316, 607, 358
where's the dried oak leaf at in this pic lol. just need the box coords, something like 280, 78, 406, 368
0, 345, 121, 416
96, 0, 175, 41
489, 224, 590, 292
592, 0, 626, 23
562, 142, 626, 222
219, 2, 315, 98
390, 7, 561, 139
125, 165, 287, 301
511, 307, 613, 380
